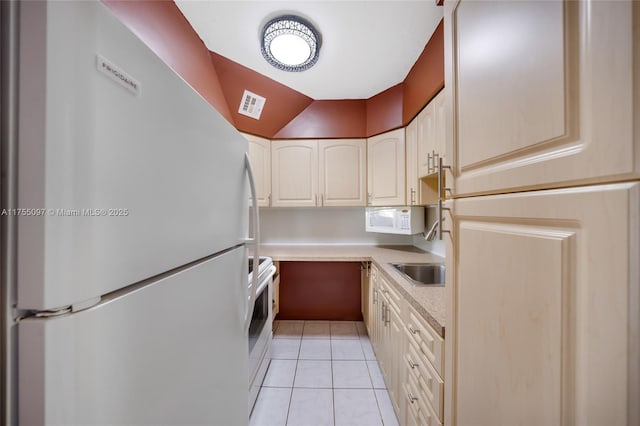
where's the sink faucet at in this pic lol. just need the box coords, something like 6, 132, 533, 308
424, 219, 439, 241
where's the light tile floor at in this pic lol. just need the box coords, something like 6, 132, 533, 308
250, 320, 399, 426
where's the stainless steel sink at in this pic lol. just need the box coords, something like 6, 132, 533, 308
390, 263, 445, 286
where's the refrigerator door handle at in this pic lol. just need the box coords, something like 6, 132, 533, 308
245, 153, 260, 333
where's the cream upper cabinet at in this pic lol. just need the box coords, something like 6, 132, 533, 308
433, 91, 446, 163
417, 101, 435, 178
367, 129, 406, 206
243, 133, 271, 207
444, 183, 640, 426
406, 119, 420, 205
417, 90, 446, 179
271, 140, 318, 207
445, 0, 639, 197
318, 139, 367, 207
271, 139, 365, 207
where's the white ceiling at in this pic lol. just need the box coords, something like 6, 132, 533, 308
175, 1, 443, 100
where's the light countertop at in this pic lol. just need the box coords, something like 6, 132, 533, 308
259, 244, 446, 337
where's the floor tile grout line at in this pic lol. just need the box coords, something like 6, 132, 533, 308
256, 321, 394, 426
329, 325, 336, 426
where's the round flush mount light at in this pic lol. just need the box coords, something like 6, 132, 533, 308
261, 15, 321, 72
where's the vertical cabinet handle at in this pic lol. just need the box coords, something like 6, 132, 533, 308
438, 157, 452, 240
432, 150, 438, 174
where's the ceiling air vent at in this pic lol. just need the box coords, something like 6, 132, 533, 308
238, 90, 266, 120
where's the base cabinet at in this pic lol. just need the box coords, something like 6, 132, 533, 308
366, 264, 381, 349
367, 264, 446, 426
403, 303, 444, 426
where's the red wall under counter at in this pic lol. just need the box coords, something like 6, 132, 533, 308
277, 262, 363, 321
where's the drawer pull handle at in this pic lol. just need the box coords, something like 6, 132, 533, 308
407, 392, 418, 404
408, 325, 420, 334
407, 358, 418, 369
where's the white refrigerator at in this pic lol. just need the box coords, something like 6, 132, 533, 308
1, 1, 257, 424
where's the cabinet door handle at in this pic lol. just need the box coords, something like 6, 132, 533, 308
385, 306, 390, 325
381, 301, 386, 324
407, 392, 418, 404
427, 153, 432, 174
410, 188, 416, 205
437, 156, 452, 240
407, 358, 418, 369
408, 325, 419, 335
367, 192, 372, 205
431, 150, 438, 174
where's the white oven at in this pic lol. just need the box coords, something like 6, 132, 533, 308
248, 256, 275, 413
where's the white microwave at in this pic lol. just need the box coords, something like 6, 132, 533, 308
365, 206, 425, 235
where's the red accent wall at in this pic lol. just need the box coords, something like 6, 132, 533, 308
102, 0, 234, 124
403, 20, 445, 123
277, 262, 363, 321
210, 52, 313, 138
103, 1, 444, 139
366, 83, 404, 136
274, 100, 367, 139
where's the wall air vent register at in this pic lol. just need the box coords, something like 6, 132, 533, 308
238, 90, 266, 120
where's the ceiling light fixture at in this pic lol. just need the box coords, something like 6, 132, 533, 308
261, 15, 321, 72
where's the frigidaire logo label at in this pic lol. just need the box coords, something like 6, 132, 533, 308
96, 54, 140, 96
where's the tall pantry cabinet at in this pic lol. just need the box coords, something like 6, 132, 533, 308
443, 1, 639, 425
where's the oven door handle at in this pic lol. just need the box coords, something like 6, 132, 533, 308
255, 265, 277, 295
245, 152, 260, 334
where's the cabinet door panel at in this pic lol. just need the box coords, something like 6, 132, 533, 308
319, 139, 366, 206
243, 134, 271, 207
445, 0, 639, 196
418, 103, 435, 177
271, 140, 318, 207
433, 91, 446, 162
367, 129, 406, 206
406, 121, 419, 205
444, 183, 640, 426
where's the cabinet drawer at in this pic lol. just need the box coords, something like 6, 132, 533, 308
379, 274, 401, 312
405, 338, 444, 422
405, 370, 443, 426
405, 304, 444, 377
